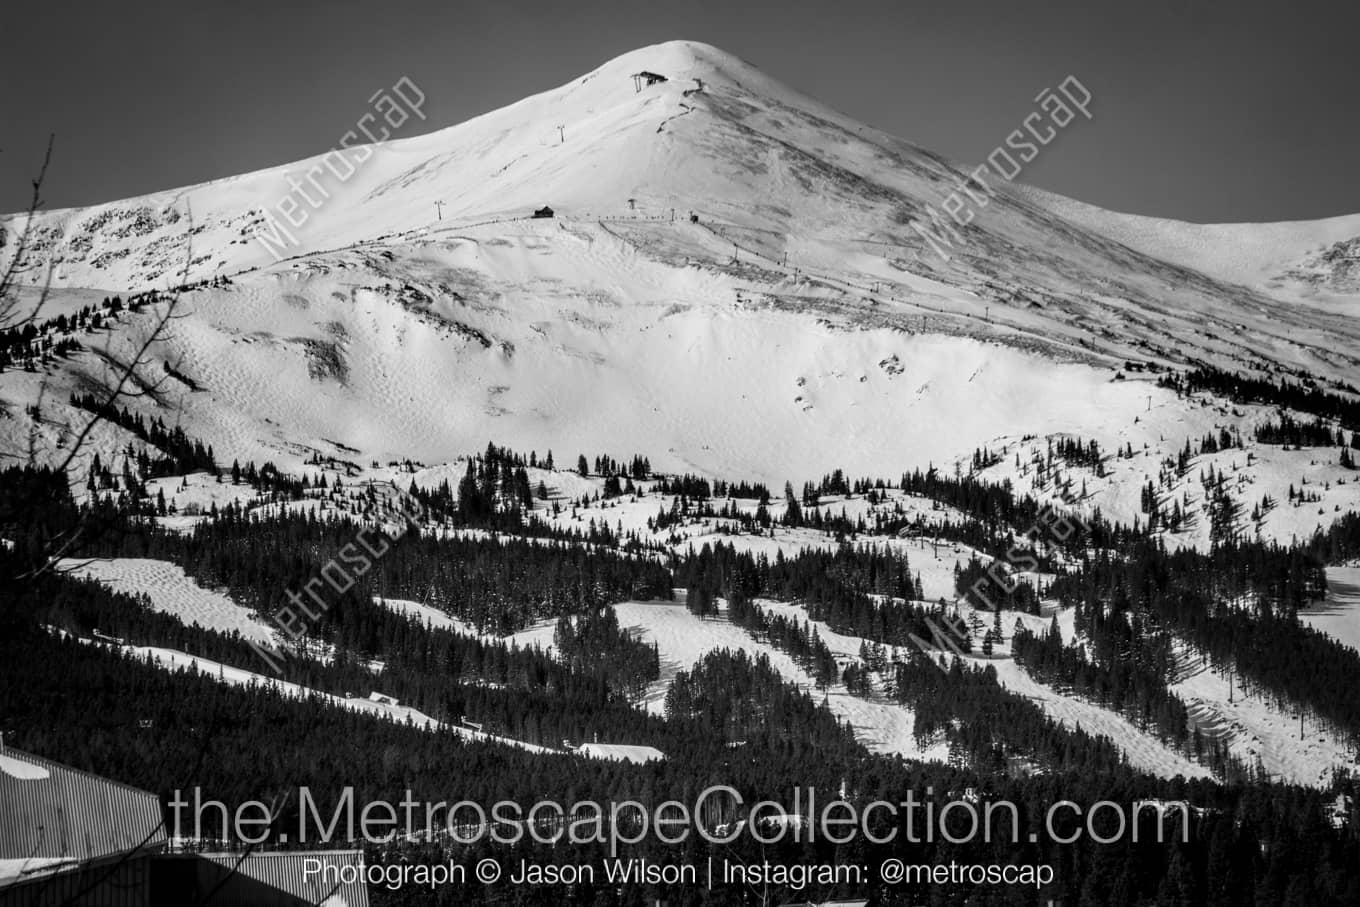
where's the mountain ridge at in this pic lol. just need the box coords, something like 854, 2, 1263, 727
4, 41, 1356, 314
3, 40, 1360, 545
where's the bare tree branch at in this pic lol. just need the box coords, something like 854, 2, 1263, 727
0, 135, 56, 332
2, 142, 197, 583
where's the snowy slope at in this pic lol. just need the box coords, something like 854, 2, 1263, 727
7, 40, 1360, 788
609, 600, 943, 762
1300, 567, 1360, 655
60, 557, 275, 644
375, 595, 487, 638
5, 40, 1360, 382
71, 632, 555, 755
1014, 184, 1360, 306
972, 420, 1360, 553
967, 656, 1212, 781
5, 41, 1360, 515
1170, 646, 1353, 787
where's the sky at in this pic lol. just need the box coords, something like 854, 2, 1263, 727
1, 0, 1355, 223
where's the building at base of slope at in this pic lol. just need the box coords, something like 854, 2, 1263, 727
0, 745, 368, 906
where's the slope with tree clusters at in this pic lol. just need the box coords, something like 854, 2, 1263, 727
4, 38, 1360, 906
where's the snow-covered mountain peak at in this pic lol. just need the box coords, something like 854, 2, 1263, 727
4, 40, 1354, 357
5, 41, 1360, 532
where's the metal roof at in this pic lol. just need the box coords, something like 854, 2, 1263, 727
0, 747, 166, 875
171, 851, 370, 906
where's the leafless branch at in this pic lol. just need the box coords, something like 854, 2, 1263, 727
0, 135, 56, 332
2, 145, 197, 582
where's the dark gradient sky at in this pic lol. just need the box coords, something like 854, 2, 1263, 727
2, 0, 1355, 222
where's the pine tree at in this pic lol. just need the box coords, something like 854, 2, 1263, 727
783, 481, 803, 527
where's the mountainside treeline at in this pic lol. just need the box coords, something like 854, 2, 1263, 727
1161, 365, 1360, 430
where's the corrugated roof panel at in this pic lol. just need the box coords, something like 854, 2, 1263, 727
0, 748, 165, 866
0, 852, 153, 907
189, 851, 369, 907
